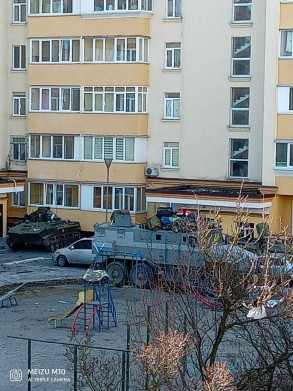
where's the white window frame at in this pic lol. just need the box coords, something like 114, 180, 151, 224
11, 136, 27, 162
83, 136, 135, 162
231, 37, 251, 77
29, 134, 76, 160
233, 0, 252, 23
164, 93, 180, 119
13, 0, 27, 23
29, 0, 73, 15
280, 30, 293, 58
91, 185, 146, 212
13, 93, 26, 116
29, 182, 79, 208
166, 0, 181, 18
165, 42, 181, 69
163, 142, 179, 168
83, 86, 147, 113
275, 142, 293, 169
229, 139, 249, 178
230, 87, 250, 127
30, 87, 80, 112
12, 191, 25, 207
94, 0, 152, 12
30, 39, 80, 63
13, 45, 26, 70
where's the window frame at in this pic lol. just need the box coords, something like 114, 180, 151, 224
164, 92, 180, 119
275, 142, 293, 169
231, 36, 251, 77
92, 185, 146, 212
13, 0, 27, 23
13, 45, 26, 70
163, 142, 179, 168
29, 134, 76, 160
165, 42, 181, 69
230, 87, 250, 127
11, 136, 27, 162
12, 191, 25, 207
280, 30, 293, 58
232, 0, 252, 23
30, 38, 80, 63
229, 138, 249, 178
29, 182, 79, 208
94, 0, 152, 12
166, 0, 181, 18
13, 93, 26, 116
30, 87, 80, 112
83, 136, 135, 162
29, 0, 73, 15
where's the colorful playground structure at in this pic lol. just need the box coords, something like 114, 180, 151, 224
48, 269, 117, 335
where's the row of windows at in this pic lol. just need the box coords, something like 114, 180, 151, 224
14, 1, 256, 22
14, 37, 251, 76
30, 37, 149, 64
13, 87, 251, 125
30, 135, 137, 162
30, 86, 148, 113
29, 182, 147, 211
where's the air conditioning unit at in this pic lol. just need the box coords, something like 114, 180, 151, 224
145, 167, 159, 177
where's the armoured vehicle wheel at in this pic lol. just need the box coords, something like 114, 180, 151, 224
57, 255, 68, 267
131, 263, 153, 289
106, 262, 127, 287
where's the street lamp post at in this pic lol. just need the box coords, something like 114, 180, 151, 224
104, 158, 113, 222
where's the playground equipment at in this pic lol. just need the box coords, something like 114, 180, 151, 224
71, 269, 117, 335
48, 269, 117, 335
0, 283, 26, 308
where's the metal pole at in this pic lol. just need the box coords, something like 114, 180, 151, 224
104, 159, 112, 223
28, 339, 32, 391
73, 346, 78, 391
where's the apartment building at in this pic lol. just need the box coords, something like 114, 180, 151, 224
1, 0, 293, 237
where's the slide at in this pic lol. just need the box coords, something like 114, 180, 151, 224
48, 302, 82, 326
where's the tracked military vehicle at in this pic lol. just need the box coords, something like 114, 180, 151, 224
93, 210, 256, 287
7, 207, 81, 252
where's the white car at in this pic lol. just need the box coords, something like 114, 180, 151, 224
53, 238, 95, 267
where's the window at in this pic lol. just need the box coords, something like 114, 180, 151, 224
275, 142, 293, 168
280, 31, 293, 57
83, 86, 147, 113
29, 135, 75, 159
167, 0, 181, 18
163, 142, 179, 168
13, 0, 26, 22
94, 0, 152, 11
30, 87, 80, 112
13, 191, 25, 207
83, 136, 135, 161
164, 93, 180, 119
231, 87, 250, 126
233, 0, 252, 23
31, 39, 80, 63
13, 46, 26, 70
92, 186, 146, 212
230, 139, 249, 177
11, 137, 27, 162
29, 182, 79, 207
165, 43, 181, 69
231, 37, 251, 76
13, 93, 26, 116
29, 0, 72, 14
83, 37, 148, 63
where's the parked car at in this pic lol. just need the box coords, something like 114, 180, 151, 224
53, 237, 95, 267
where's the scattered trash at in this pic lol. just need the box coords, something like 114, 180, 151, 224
58, 300, 67, 304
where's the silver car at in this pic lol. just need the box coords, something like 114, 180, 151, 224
53, 238, 95, 267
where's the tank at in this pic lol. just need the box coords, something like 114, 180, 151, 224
92, 210, 254, 288
7, 207, 81, 252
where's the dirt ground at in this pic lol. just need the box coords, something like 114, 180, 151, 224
0, 283, 138, 391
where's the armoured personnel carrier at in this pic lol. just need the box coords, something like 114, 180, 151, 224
7, 207, 81, 252
93, 210, 255, 287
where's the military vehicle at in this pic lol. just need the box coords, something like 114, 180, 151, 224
92, 210, 256, 288
7, 207, 81, 252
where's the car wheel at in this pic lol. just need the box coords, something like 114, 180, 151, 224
130, 263, 153, 289
57, 255, 68, 267
106, 262, 127, 287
